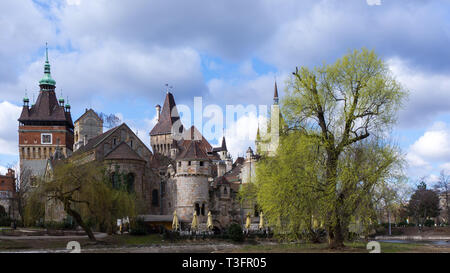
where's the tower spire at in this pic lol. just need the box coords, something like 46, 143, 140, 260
39, 42, 56, 89
273, 80, 279, 105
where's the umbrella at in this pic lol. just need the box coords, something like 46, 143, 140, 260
259, 211, 265, 229
172, 210, 179, 231
245, 212, 251, 229
206, 211, 213, 230
191, 210, 198, 231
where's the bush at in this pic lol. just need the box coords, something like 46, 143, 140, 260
226, 223, 244, 242
424, 219, 435, 227
0, 216, 11, 227
130, 217, 148, 236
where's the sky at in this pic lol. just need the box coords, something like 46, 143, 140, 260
1, 0, 450, 187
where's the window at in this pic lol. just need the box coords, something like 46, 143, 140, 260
126, 173, 134, 193
113, 138, 117, 145
41, 133, 52, 144
201, 204, 205, 216
200, 161, 204, 166
195, 203, 200, 216
188, 161, 191, 166
178, 162, 181, 167
130, 140, 133, 148
152, 189, 159, 206
224, 187, 227, 195
111, 172, 119, 189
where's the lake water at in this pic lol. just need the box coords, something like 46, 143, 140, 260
378, 239, 450, 246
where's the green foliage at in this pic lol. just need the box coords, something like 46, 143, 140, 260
29, 156, 137, 239
23, 190, 45, 227
252, 48, 407, 248
424, 219, 435, 227
227, 223, 244, 242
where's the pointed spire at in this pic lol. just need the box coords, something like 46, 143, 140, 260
273, 81, 279, 105
221, 135, 227, 151
39, 43, 56, 89
45, 42, 49, 63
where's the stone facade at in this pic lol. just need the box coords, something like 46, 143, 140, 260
74, 109, 103, 151
29, 74, 281, 230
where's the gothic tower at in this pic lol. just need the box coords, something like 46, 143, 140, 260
149, 92, 182, 157
18, 45, 74, 177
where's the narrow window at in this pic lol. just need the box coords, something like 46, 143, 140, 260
152, 189, 159, 206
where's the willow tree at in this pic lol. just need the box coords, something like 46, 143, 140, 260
36, 159, 136, 241
276, 48, 407, 248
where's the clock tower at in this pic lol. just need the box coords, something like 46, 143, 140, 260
18, 44, 74, 177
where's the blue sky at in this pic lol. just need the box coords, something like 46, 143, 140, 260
1, 0, 450, 186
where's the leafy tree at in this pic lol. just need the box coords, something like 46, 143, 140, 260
31, 157, 136, 241
407, 182, 440, 228
256, 48, 407, 248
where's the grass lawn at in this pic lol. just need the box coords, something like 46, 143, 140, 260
105, 234, 164, 246
228, 241, 445, 253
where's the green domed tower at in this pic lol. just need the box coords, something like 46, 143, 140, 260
39, 43, 56, 91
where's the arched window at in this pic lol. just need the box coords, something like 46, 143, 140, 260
223, 187, 227, 195
195, 203, 200, 216
152, 189, 159, 206
126, 173, 135, 193
111, 172, 119, 189
201, 204, 205, 216
254, 204, 259, 217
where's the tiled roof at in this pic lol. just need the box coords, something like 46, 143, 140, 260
150, 92, 179, 136
19, 90, 73, 128
104, 142, 145, 161
74, 108, 102, 124
177, 140, 209, 160
179, 126, 212, 153
73, 125, 120, 155
233, 157, 245, 166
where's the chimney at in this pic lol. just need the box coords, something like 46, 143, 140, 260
155, 104, 161, 121
7, 168, 15, 178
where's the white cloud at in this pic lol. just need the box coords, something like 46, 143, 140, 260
439, 162, 450, 173
406, 121, 450, 179
224, 111, 267, 159
207, 72, 288, 106
388, 58, 450, 128
409, 122, 450, 162
0, 101, 22, 156
0, 43, 207, 106
0, 165, 7, 175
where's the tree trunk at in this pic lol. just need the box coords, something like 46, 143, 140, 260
64, 202, 96, 241
325, 150, 345, 249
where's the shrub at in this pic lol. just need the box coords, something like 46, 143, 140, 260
424, 219, 435, 227
0, 216, 11, 227
226, 223, 244, 242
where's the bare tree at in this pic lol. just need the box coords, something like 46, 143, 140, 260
96, 112, 122, 129
434, 170, 450, 224
8, 163, 33, 225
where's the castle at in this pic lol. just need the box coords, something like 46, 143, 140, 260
18, 46, 279, 230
